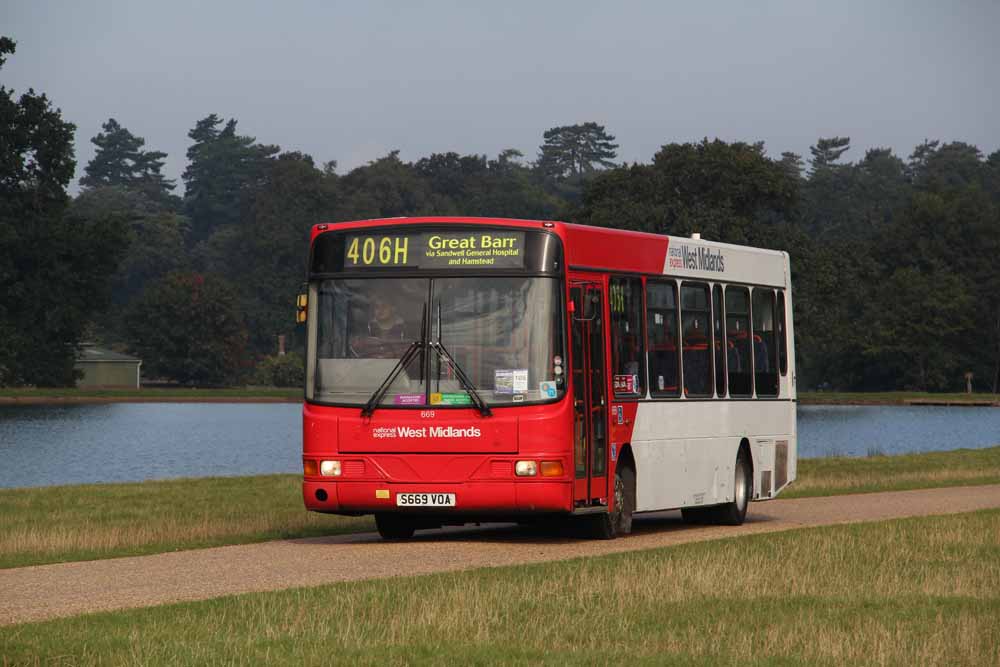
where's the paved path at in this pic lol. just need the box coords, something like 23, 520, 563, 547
2, 484, 999, 626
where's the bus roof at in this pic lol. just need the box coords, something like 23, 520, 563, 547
312, 217, 789, 288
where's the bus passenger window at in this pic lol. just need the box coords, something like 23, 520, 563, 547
646, 281, 679, 397
725, 286, 752, 397
681, 283, 712, 397
713, 284, 726, 397
777, 290, 788, 376
610, 277, 646, 398
753, 288, 778, 396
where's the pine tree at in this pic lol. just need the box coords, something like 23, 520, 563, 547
809, 136, 851, 173
182, 114, 279, 243
80, 118, 175, 199
537, 122, 619, 179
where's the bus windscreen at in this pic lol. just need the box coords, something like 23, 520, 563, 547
309, 276, 565, 407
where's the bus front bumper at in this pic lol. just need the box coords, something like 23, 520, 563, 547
303, 479, 573, 515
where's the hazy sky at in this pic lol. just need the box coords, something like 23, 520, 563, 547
4, 1, 998, 192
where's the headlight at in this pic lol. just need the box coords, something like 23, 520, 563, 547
515, 460, 537, 477
319, 460, 342, 476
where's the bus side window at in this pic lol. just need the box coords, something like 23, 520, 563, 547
681, 282, 712, 397
725, 286, 752, 397
752, 288, 778, 397
610, 277, 646, 398
645, 280, 679, 397
713, 284, 726, 397
777, 290, 788, 376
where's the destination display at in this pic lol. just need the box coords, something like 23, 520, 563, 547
344, 231, 525, 270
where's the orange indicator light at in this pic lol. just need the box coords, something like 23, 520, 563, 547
540, 461, 564, 477
303, 460, 317, 476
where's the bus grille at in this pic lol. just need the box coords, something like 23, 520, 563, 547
775, 441, 788, 489
343, 460, 366, 477
491, 461, 512, 478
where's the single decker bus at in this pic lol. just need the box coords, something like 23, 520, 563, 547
300, 217, 796, 539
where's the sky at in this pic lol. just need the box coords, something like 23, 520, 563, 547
3, 0, 998, 193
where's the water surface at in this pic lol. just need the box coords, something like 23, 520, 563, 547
0, 403, 299, 488
1, 403, 997, 488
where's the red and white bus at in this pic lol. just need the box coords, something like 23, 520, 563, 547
300, 217, 796, 539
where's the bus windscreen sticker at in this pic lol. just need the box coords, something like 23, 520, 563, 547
494, 369, 528, 394
539, 381, 557, 398
345, 231, 526, 270
430, 392, 473, 405
613, 374, 638, 394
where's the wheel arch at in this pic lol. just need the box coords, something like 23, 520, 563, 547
616, 442, 637, 475
738, 436, 755, 499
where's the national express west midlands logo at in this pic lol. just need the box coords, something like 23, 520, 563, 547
668, 244, 725, 273
372, 426, 482, 439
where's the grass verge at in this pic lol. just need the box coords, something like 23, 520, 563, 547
3, 447, 999, 570
799, 390, 998, 405
0, 475, 370, 570
3, 510, 999, 665
786, 446, 1000, 498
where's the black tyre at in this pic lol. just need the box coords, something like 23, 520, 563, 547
680, 506, 712, 524
588, 464, 635, 539
375, 513, 416, 540
713, 449, 752, 526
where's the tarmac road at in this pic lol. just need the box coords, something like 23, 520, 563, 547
2, 484, 999, 626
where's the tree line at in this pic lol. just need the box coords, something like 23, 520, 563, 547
2, 37, 998, 391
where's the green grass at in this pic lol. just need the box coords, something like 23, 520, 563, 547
0, 475, 370, 569
799, 390, 998, 405
3, 510, 998, 665
0, 387, 301, 400
785, 446, 1000, 498
2, 447, 999, 570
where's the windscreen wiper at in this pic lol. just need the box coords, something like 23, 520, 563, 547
432, 303, 492, 417
360, 340, 422, 418
430, 340, 492, 417
360, 304, 427, 418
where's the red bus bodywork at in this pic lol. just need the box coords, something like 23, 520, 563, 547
302, 217, 666, 520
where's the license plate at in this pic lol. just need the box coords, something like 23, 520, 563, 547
396, 492, 456, 507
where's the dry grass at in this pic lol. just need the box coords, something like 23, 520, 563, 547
3, 510, 999, 665
785, 446, 1000, 498
0, 475, 371, 569
3, 448, 999, 569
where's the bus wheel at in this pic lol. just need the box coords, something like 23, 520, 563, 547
680, 507, 711, 524
589, 464, 635, 539
714, 449, 752, 526
375, 513, 416, 540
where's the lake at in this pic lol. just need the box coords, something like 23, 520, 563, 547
1, 403, 998, 488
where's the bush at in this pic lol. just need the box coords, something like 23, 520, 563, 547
253, 353, 304, 388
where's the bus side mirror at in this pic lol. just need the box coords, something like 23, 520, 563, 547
296, 293, 307, 324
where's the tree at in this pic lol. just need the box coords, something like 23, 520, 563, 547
574, 138, 797, 245
779, 152, 804, 180
197, 151, 336, 355
124, 272, 248, 385
808, 136, 851, 173
80, 118, 176, 203
334, 151, 440, 220
537, 122, 619, 179
182, 114, 279, 242
801, 136, 857, 239
0, 37, 129, 386
863, 268, 973, 390
69, 186, 189, 311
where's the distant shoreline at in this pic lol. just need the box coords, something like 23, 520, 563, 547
1, 390, 995, 406
0, 396, 301, 405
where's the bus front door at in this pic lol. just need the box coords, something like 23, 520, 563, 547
570, 282, 609, 507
